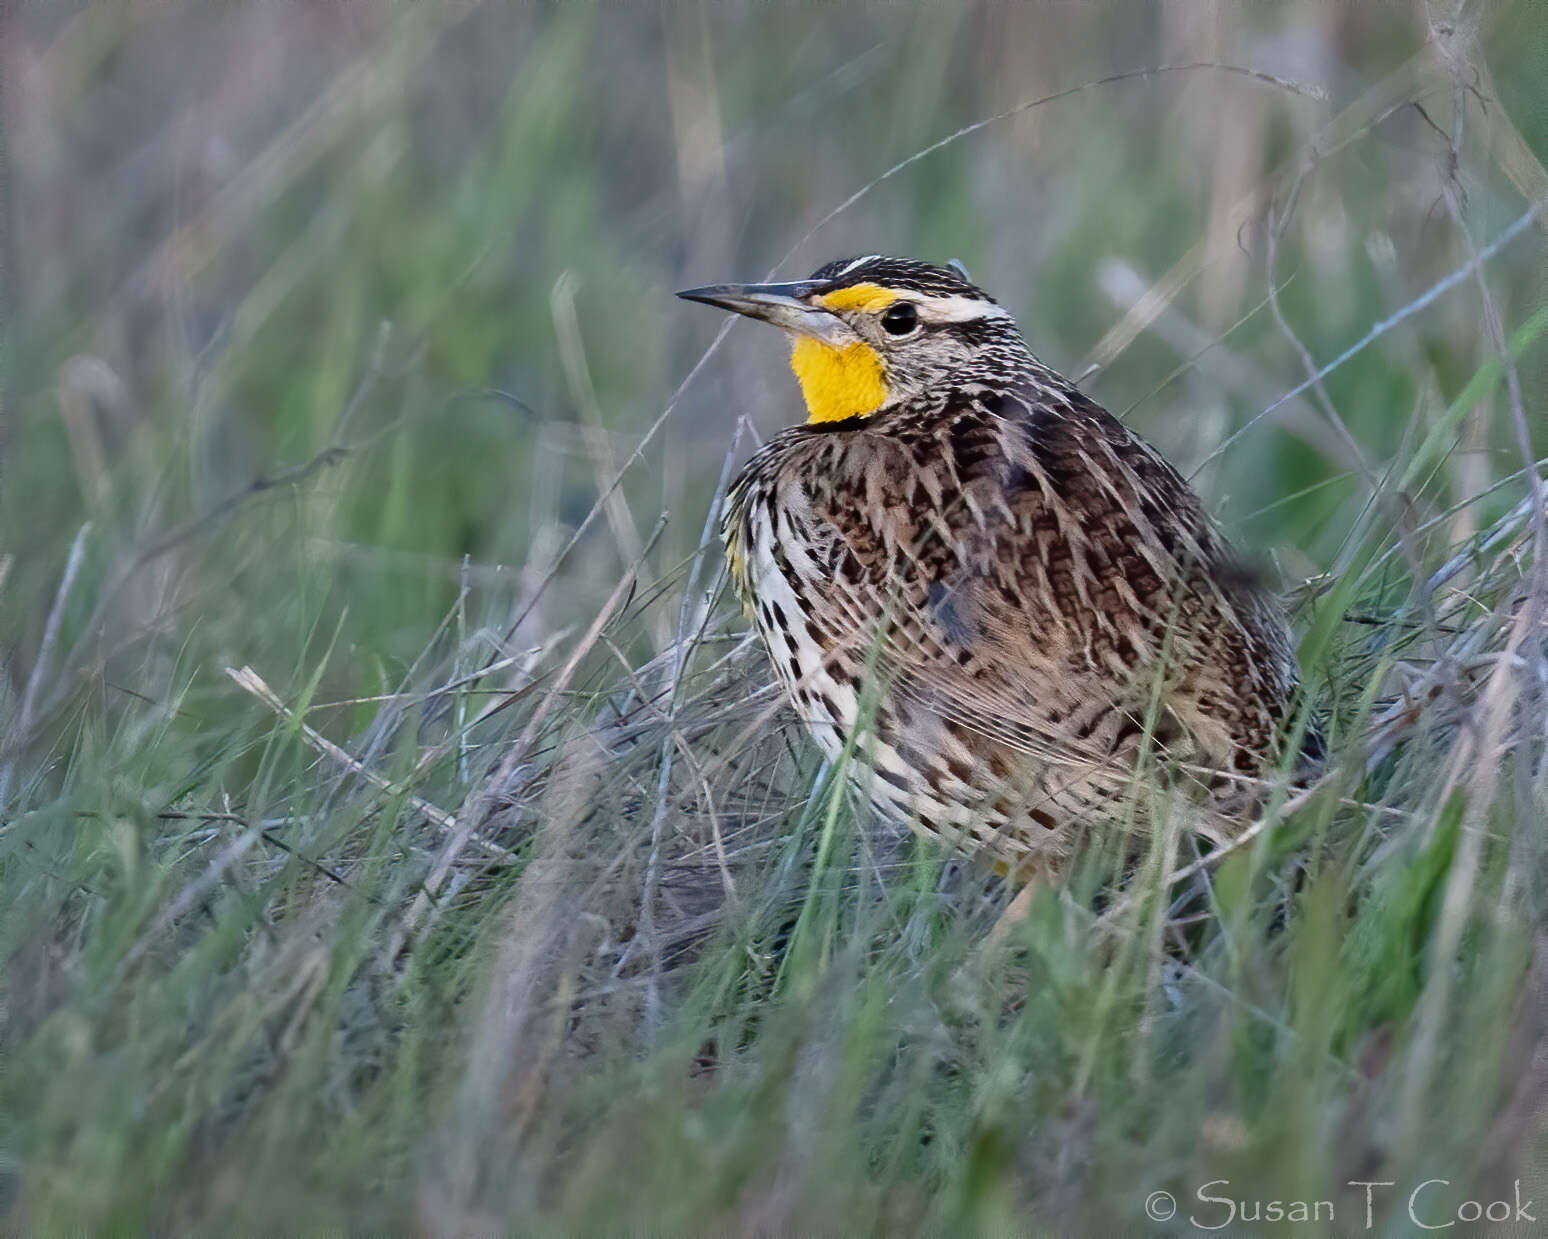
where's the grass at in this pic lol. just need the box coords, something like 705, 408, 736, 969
3, 1, 1547, 1231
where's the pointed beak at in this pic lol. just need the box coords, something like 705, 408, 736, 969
677, 280, 850, 343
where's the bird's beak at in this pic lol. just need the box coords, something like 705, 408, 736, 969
677, 281, 850, 344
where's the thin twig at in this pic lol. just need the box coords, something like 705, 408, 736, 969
777, 63, 1326, 273
1194, 199, 1544, 476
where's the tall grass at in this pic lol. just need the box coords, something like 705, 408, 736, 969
3, 2, 1546, 1230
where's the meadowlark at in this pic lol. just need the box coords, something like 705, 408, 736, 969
680, 256, 1312, 881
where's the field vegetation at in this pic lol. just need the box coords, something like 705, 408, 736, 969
3, 2, 1547, 1230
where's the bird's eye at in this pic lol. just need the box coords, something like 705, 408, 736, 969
879, 302, 919, 335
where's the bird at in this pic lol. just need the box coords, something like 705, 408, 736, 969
679, 255, 1314, 884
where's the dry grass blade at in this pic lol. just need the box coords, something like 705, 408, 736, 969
0, 524, 91, 811
387, 516, 666, 966
423, 729, 611, 1225
222, 663, 505, 860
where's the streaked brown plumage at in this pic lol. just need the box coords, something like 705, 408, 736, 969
681, 256, 1311, 879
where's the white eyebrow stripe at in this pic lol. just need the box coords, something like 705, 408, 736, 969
914, 294, 1010, 323
838, 254, 881, 277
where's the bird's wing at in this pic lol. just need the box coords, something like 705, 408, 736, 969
799, 382, 1284, 769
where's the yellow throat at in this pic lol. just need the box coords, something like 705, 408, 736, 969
789, 337, 888, 424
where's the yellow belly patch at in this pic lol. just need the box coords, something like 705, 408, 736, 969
789, 337, 889, 424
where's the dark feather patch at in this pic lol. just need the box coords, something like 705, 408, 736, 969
810, 256, 996, 301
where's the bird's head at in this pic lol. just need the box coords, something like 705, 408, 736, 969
679, 255, 1024, 425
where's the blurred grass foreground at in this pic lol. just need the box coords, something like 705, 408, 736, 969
3, 1, 1548, 1231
